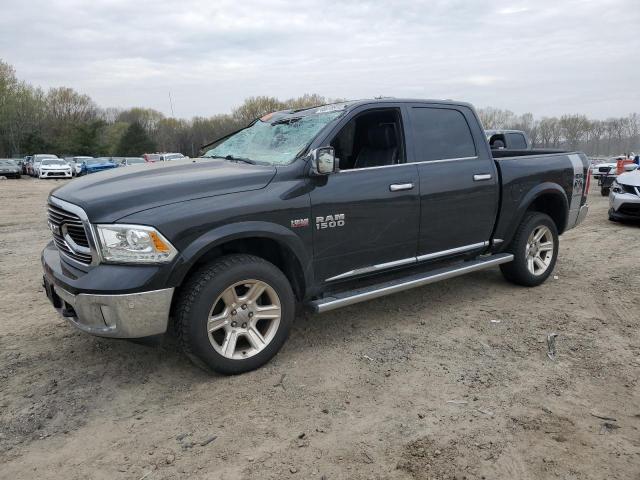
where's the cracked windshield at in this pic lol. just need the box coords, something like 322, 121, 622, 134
203, 107, 346, 165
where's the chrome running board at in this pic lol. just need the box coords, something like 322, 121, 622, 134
309, 253, 514, 313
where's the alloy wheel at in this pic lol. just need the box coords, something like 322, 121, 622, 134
207, 279, 282, 360
525, 225, 555, 276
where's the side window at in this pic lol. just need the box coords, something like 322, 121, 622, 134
505, 133, 528, 149
410, 107, 476, 161
330, 108, 405, 170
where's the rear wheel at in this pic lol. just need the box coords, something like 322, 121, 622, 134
175, 254, 295, 375
500, 212, 558, 287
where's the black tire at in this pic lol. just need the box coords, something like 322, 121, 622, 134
174, 254, 295, 375
500, 212, 559, 287
600, 187, 610, 196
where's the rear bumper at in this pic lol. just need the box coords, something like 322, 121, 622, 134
574, 204, 589, 227
566, 203, 589, 230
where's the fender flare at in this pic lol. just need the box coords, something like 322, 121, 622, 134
167, 221, 313, 290
502, 183, 569, 246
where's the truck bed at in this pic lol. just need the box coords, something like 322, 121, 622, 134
492, 149, 589, 247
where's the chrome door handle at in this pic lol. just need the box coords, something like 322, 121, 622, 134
389, 183, 414, 192
473, 174, 492, 181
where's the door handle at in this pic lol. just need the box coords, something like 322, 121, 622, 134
473, 174, 492, 181
389, 183, 414, 192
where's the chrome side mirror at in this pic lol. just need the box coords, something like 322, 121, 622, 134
310, 147, 337, 175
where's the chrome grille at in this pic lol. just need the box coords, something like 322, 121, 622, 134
47, 203, 93, 265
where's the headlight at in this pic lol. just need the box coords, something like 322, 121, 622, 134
612, 181, 623, 194
95, 224, 178, 264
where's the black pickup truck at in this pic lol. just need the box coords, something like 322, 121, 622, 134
42, 99, 590, 374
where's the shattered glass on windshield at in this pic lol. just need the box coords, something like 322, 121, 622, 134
204, 109, 344, 165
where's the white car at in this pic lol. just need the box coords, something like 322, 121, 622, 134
609, 168, 640, 221
592, 162, 616, 179
31, 154, 59, 177
38, 159, 73, 179
160, 153, 188, 161
71, 156, 93, 175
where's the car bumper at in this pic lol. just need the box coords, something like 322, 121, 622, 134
42, 242, 174, 338
609, 191, 640, 219
574, 204, 589, 227
40, 170, 72, 178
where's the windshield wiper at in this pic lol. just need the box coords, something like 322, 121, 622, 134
205, 154, 257, 165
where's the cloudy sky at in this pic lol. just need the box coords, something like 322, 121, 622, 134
2, 0, 639, 119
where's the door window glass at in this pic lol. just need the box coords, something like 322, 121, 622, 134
410, 107, 476, 161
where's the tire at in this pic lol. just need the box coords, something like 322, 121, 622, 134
175, 254, 295, 375
500, 212, 559, 287
600, 187, 610, 196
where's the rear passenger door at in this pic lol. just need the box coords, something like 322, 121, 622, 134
406, 104, 499, 261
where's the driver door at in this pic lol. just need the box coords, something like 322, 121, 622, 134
310, 105, 420, 283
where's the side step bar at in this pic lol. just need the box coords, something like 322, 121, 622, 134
308, 253, 514, 313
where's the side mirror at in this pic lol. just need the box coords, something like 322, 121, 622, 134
310, 147, 337, 175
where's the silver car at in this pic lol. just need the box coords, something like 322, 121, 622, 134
609, 168, 640, 221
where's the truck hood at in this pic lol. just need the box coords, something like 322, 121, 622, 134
617, 170, 640, 187
52, 158, 277, 222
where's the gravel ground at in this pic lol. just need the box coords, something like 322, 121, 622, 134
0, 176, 639, 480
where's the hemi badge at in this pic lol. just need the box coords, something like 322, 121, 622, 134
290, 218, 309, 228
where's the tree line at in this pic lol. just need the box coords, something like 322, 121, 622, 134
1, 58, 638, 158
477, 108, 639, 156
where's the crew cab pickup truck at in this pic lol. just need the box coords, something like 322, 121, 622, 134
485, 129, 531, 150
42, 99, 590, 374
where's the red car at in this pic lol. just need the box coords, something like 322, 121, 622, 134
143, 153, 161, 163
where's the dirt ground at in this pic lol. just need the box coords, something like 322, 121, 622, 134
0, 176, 639, 480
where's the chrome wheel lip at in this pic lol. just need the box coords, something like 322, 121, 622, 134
525, 225, 554, 276
207, 279, 282, 360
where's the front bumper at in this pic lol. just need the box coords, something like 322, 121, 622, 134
42, 242, 175, 338
49, 283, 173, 337
609, 191, 640, 219
40, 170, 72, 178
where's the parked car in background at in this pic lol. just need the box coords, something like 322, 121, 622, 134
160, 153, 187, 161
70, 156, 93, 176
38, 159, 73, 179
609, 168, 640, 221
143, 153, 161, 163
485, 129, 531, 150
0, 159, 21, 178
79, 157, 117, 175
598, 158, 637, 196
31, 154, 59, 177
117, 157, 146, 167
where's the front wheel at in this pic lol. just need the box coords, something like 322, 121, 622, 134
500, 212, 559, 287
175, 254, 295, 375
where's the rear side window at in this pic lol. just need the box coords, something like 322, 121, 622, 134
505, 132, 527, 149
410, 107, 476, 161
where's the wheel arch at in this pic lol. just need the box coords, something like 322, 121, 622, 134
502, 183, 569, 247
168, 221, 312, 302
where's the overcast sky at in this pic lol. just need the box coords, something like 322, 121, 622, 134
2, 0, 639, 119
